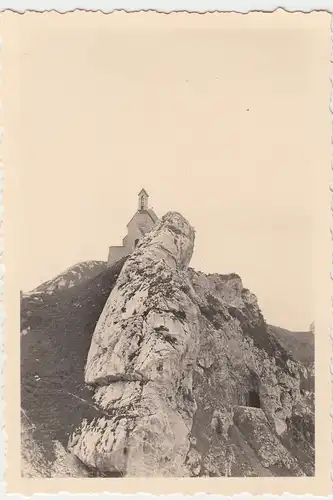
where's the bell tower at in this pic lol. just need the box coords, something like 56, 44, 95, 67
138, 188, 149, 211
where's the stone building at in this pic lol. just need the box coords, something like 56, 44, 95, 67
107, 189, 158, 267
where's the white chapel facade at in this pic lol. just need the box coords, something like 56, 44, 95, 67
107, 189, 158, 267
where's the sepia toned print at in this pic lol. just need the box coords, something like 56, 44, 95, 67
2, 9, 332, 496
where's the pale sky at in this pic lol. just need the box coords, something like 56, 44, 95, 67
12, 12, 331, 331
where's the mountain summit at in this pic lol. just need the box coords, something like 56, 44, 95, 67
21, 211, 314, 477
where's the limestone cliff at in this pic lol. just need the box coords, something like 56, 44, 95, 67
64, 212, 314, 477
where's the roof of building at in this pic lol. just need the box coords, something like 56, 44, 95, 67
126, 208, 158, 228
138, 188, 149, 197
147, 208, 158, 223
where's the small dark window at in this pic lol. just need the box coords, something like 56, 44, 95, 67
248, 390, 261, 408
134, 238, 139, 247
140, 196, 145, 209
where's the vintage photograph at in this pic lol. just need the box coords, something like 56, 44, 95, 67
2, 8, 332, 495
21, 187, 317, 479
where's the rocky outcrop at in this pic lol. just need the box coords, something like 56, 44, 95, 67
188, 269, 314, 477
21, 410, 90, 478
69, 212, 201, 476
67, 212, 314, 477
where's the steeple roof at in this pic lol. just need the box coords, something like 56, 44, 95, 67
138, 188, 149, 197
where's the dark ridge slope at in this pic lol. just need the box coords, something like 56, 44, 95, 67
30, 260, 108, 295
267, 325, 314, 365
20, 257, 128, 459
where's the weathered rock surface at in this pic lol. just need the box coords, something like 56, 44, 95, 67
21, 410, 90, 478
69, 212, 201, 476
188, 269, 314, 477
66, 211, 314, 477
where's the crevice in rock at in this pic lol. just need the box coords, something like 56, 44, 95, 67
89, 372, 148, 388
247, 390, 261, 409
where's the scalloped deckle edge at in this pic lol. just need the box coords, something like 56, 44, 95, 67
0, 7, 332, 500
0, 1, 331, 15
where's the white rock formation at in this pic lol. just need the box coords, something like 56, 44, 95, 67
69, 212, 202, 476
66, 211, 314, 477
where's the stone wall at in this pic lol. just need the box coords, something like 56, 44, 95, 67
107, 246, 129, 267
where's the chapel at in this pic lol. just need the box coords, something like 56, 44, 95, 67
107, 189, 158, 267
